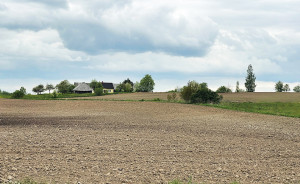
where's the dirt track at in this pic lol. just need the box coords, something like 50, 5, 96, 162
1, 99, 300, 183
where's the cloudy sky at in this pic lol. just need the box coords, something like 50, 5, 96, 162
0, 0, 299, 92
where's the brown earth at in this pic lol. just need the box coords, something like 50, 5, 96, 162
1, 98, 300, 184
71, 92, 173, 101
70, 92, 300, 103
220, 92, 300, 103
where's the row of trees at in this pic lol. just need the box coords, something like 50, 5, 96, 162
275, 82, 300, 92
214, 65, 299, 93
213, 64, 256, 93
32, 81, 75, 95
275, 81, 290, 92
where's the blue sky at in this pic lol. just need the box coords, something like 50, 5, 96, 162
0, 0, 299, 92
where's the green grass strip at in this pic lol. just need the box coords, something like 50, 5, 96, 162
206, 102, 300, 118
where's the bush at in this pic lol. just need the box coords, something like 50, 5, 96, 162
191, 88, 223, 104
167, 92, 177, 102
180, 81, 208, 102
11, 90, 25, 99
95, 87, 104, 96
216, 86, 232, 93
51, 90, 58, 98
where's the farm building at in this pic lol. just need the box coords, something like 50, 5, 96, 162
73, 82, 93, 94
73, 82, 115, 93
102, 82, 114, 93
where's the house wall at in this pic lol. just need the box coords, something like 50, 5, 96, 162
103, 88, 114, 93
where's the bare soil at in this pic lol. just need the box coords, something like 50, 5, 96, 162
220, 92, 300, 103
1, 99, 300, 184
71, 92, 300, 103
72, 92, 173, 101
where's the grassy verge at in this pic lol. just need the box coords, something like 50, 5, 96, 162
206, 102, 300, 118
0, 92, 132, 100
23, 93, 96, 100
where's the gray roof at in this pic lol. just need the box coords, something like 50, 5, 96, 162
73, 83, 93, 92
102, 82, 114, 89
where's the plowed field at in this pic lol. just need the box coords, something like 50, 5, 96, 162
1, 99, 300, 183
71, 92, 300, 103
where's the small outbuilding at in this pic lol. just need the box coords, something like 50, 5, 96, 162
73, 82, 93, 94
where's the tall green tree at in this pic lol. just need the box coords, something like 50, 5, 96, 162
245, 64, 256, 92
138, 74, 155, 92
275, 81, 284, 92
45, 84, 55, 94
56, 80, 73, 94
20, 87, 26, 95
235, 81, 240, 93
89, 79, 103, 90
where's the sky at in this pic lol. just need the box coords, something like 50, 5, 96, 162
0, 0, 299, 93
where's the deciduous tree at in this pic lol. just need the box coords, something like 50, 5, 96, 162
275, 81, 284, 92
139, 74, 155, 92
283, 84, 290, 92
45, 84, 55, 94
293, 85, 300, 92
33, 84, 44, 95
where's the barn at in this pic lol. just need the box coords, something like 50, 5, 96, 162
73, 82, 93, 94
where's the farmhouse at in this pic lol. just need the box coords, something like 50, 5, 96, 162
102, 82, 114, 93
73, 82, 93, 94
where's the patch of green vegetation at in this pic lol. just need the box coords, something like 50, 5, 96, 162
207, 102, 300, 118
20, 93, 96, 100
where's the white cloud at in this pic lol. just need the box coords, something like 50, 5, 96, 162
0, 28, 89, 64
0, 0, 299, 92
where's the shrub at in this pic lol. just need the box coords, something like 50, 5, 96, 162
216, 86, 232, 93
172, 92, 177, 100
180, 81, 208, 102
95, 87, 104, 96
167, 92, 177, 102
52, 90, 58, 98
11, 90, 25, 99
191, 88, 223, 104
153, 98, 161, 101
